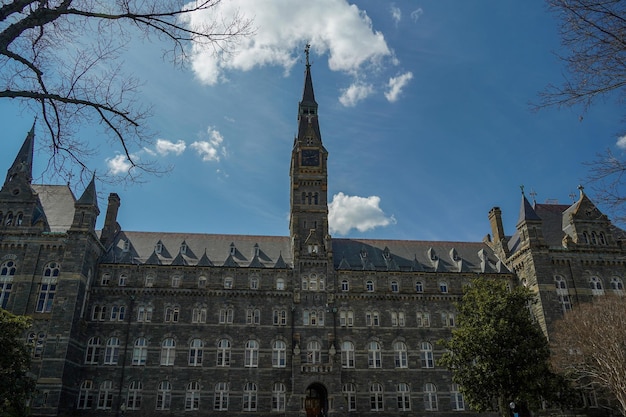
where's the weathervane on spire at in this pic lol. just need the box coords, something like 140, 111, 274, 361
305, 43, 311, 66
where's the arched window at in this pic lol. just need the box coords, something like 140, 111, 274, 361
370, 383, 384, 411
219, 307, 234, 324
340, 310, 354, 327
611, 277, 624, 294
451, 383, 465, 410
132, 338, 147, 365
198, 276, 207, 288
217, 339, 231, 367
366, 280, 375, 292
365, 310, 380, 326
245, 340, 259, 367
101, 273, 111, 286
250, 276, 259, 289
415, 281, 423, 292
582, 232, 590, 244
243, 382, 257, 411
15, 212, 23, 226
5, 212, 13, 226
599, 232, 607, 245
343, 383, 357, 411
589, 277, 604, 295
272, 340, 286, 368
118, 273, 127, 286
185, 381, 200, 411
397, 382, 411, 411
591, 232, 598, 244
273, 309, 287, 326
368, 341, 382, 368
188, 339, 203, 366
160, 338, 176, 366
214, 382, 229, 411
424, 383, 438, 410
439, 281, 448, 293
246, 308, 261, 325
307, 340, 322, 364
391, 280, 399, 292
85, 337, 101, 364
37, 262, 59, 313
441, 311, 455, 327
555, 276, 572, 312
341, 340, 355, 368
341, 279, 349, 291
276, 278, 285, 290
97, 380, 114, 410
272, 382, 286, 411
156, 381, 171, 410
417, 311, 430, 327
127, 381, 142, 410
77, 380, 94, 409
0, 260, 16, 309
104, 337, 120, 365
394, 341, 408, 368
144, 274, 154, 287
192, 307, 207, 323
420, 342, 434, 368
223, 277, 233, 289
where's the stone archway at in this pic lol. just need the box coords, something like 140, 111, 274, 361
304, 383, 328, 417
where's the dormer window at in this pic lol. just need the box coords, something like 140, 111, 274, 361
254, 244, 260, 257
122, 240, 130, 252
180, 242, 187, 255
229, 243, 236, 256
155, 242, 163, 254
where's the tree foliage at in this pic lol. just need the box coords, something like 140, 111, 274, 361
0, 309, 35, 417
0, 0, 251, 183
550, 295, 626, 416
440, 277, 567, 417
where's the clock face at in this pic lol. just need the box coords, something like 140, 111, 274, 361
301, 149, 320, 166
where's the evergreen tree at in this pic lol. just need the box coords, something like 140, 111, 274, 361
440, 277, 568, 417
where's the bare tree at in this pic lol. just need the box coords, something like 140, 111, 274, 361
550, 295, 626, 416
0, 0, 252, 183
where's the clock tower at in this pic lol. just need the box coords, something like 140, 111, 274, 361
289, 44, 331, 266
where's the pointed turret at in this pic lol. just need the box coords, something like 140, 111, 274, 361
70, 174, 100, 232
296, 43, 322, 145
515, 186, 545, 248
562, 185, 614, 245
4, 122, 35, 187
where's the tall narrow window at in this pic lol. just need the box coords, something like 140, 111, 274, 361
245, 340, 259, 367
137, 306, 153, 322
397, 383, 411, 411
415, 281, 423, 292
273, 309, 287, 326
219, 307, 234, 324
185, 381, 200, 411
420, 342, 434, 368
272, 340, 286, 368
343, 383, 357, 411
424, 383, 438, 411
164, 306, 179, 322
590, 277, 604, 295
417, 312, 430, 327
272, 383, 286, 411
0, 260, 16, 309
341, 279, 349, 291
37, 262, 59, 313
132, 338, 147, 365
368, 341, 382, 368
118, 273, 128, 286
394, 341, 408, 368
192, 307, 207, 323
104, 337, 120, 365
85, 337, 101, 364
341, 341, 355, 368
160, 338, 176, 366
214, 382, 229, 411
77, 380, 94, 409
370, 383, 384, 411
217, 339, 231, 367
188, 339, 203, 366
243, 382, 257, 411
451, 383, 465, 410
97, 381, 114, 410
307, 340, 322, 364
127, 381, 142, 410
246, 308, 261, 325
156, 381, 171, 410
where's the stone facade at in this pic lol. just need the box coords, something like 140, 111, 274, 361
0, 61, 624, 417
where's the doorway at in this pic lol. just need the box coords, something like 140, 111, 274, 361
304, 383, 327, 417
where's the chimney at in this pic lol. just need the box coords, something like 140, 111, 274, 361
100, 193, 121, 246
488, 207, 505, 243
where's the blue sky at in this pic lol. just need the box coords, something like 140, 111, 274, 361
1, 0, 623, 242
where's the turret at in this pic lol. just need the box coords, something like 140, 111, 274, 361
70, 174, 99, 232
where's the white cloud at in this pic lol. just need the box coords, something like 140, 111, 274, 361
190, 126, 226, 162
155, 139, 186, 156
616, 135, 626, 150
182, 0, 391, 84
390, 4, 401, 25
410, 8, 424, 22
106, 154, 134, 175
384, 71, 413, 102
339, 82, 374, 107
328, 192, 396, 235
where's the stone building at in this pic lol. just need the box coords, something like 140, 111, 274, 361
0, 58, 624, 417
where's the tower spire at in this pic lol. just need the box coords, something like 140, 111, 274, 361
5, 121, 35, 185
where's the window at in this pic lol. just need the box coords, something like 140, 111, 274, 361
391, 280, 399, 292
0, 260, 16, 309
156, 381, 171, 410
451, 383, 465, 410
591, 232, 598, 244
219, 307, 234, 324
366, 280, 374, 292
4, 212, 12, 226
144, 274, 154, 287
415, 281, 423, 292
132, 338, 148, 365
165, 306, 179, 322
118, 273, 128, 286
155, 242, 163, 254
365, 310, 380, 326
127, 381, 142, 410
97, 380, 114, 410
442, 311, 455, 327
394, 341, 408, 368
27, 332, 46, 358
111, 305, 126, 321
101, 273, 111, 286
171, 275, 181, 288
272, 383, 286, 411
217, 339, 231, 367
424, 383, 438, 411
439, 281, 448, 293
192, 307, 207, 323
198, 276, 207, 288
611, 277, 624, 294
391, 311, 406, 327
85, 337, 101, 364
185, 381, 200, 411
397, 383, 411, 411
343, 383, 356, 411
224, 277, 233, 289
15, 212, 23, 226
272, 340, 286, 367
368, 341, 382, 368
303, 309, 324, 326
417, 311, 430, 327
250, 276, 259, 289
189, 339, 203, 366
246, 308, 261, 325
37, 263, 59, 312
341, 341, 355, 368
245, 340, 259, 367
92, 305, 107, 321
77, 380, 94, 409
558, 294, 572, 313
307, 340, 322, 364
589, 277, 604, 295
104, 337, 120, 365
555, 275, 567, 290
370, 383, 384, 411
340, 310, 354, 327
420, 342, 434, 368
243, 382, 257, 411
214, 382, 229, 411
599, 232, 607, 245
276, 278, 285, 290
273, 309, 287, 326
160, 338, 176, 366
137, 306, 153, 322
341, 279, 349, 291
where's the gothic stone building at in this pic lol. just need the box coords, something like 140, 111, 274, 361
0, 62, 624, 417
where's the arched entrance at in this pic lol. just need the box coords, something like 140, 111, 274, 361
304, 383, 328, 417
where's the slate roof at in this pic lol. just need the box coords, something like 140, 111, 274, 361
31, 184, 76, 233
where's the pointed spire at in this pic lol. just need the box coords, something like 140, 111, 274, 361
5, 122, 35, 185
517, 186, 541, 225
297, 43, 321, 143
301, 43, 317, 107
76, 173, 98, 209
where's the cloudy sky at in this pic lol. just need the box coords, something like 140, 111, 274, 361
0, 0, 624, 241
